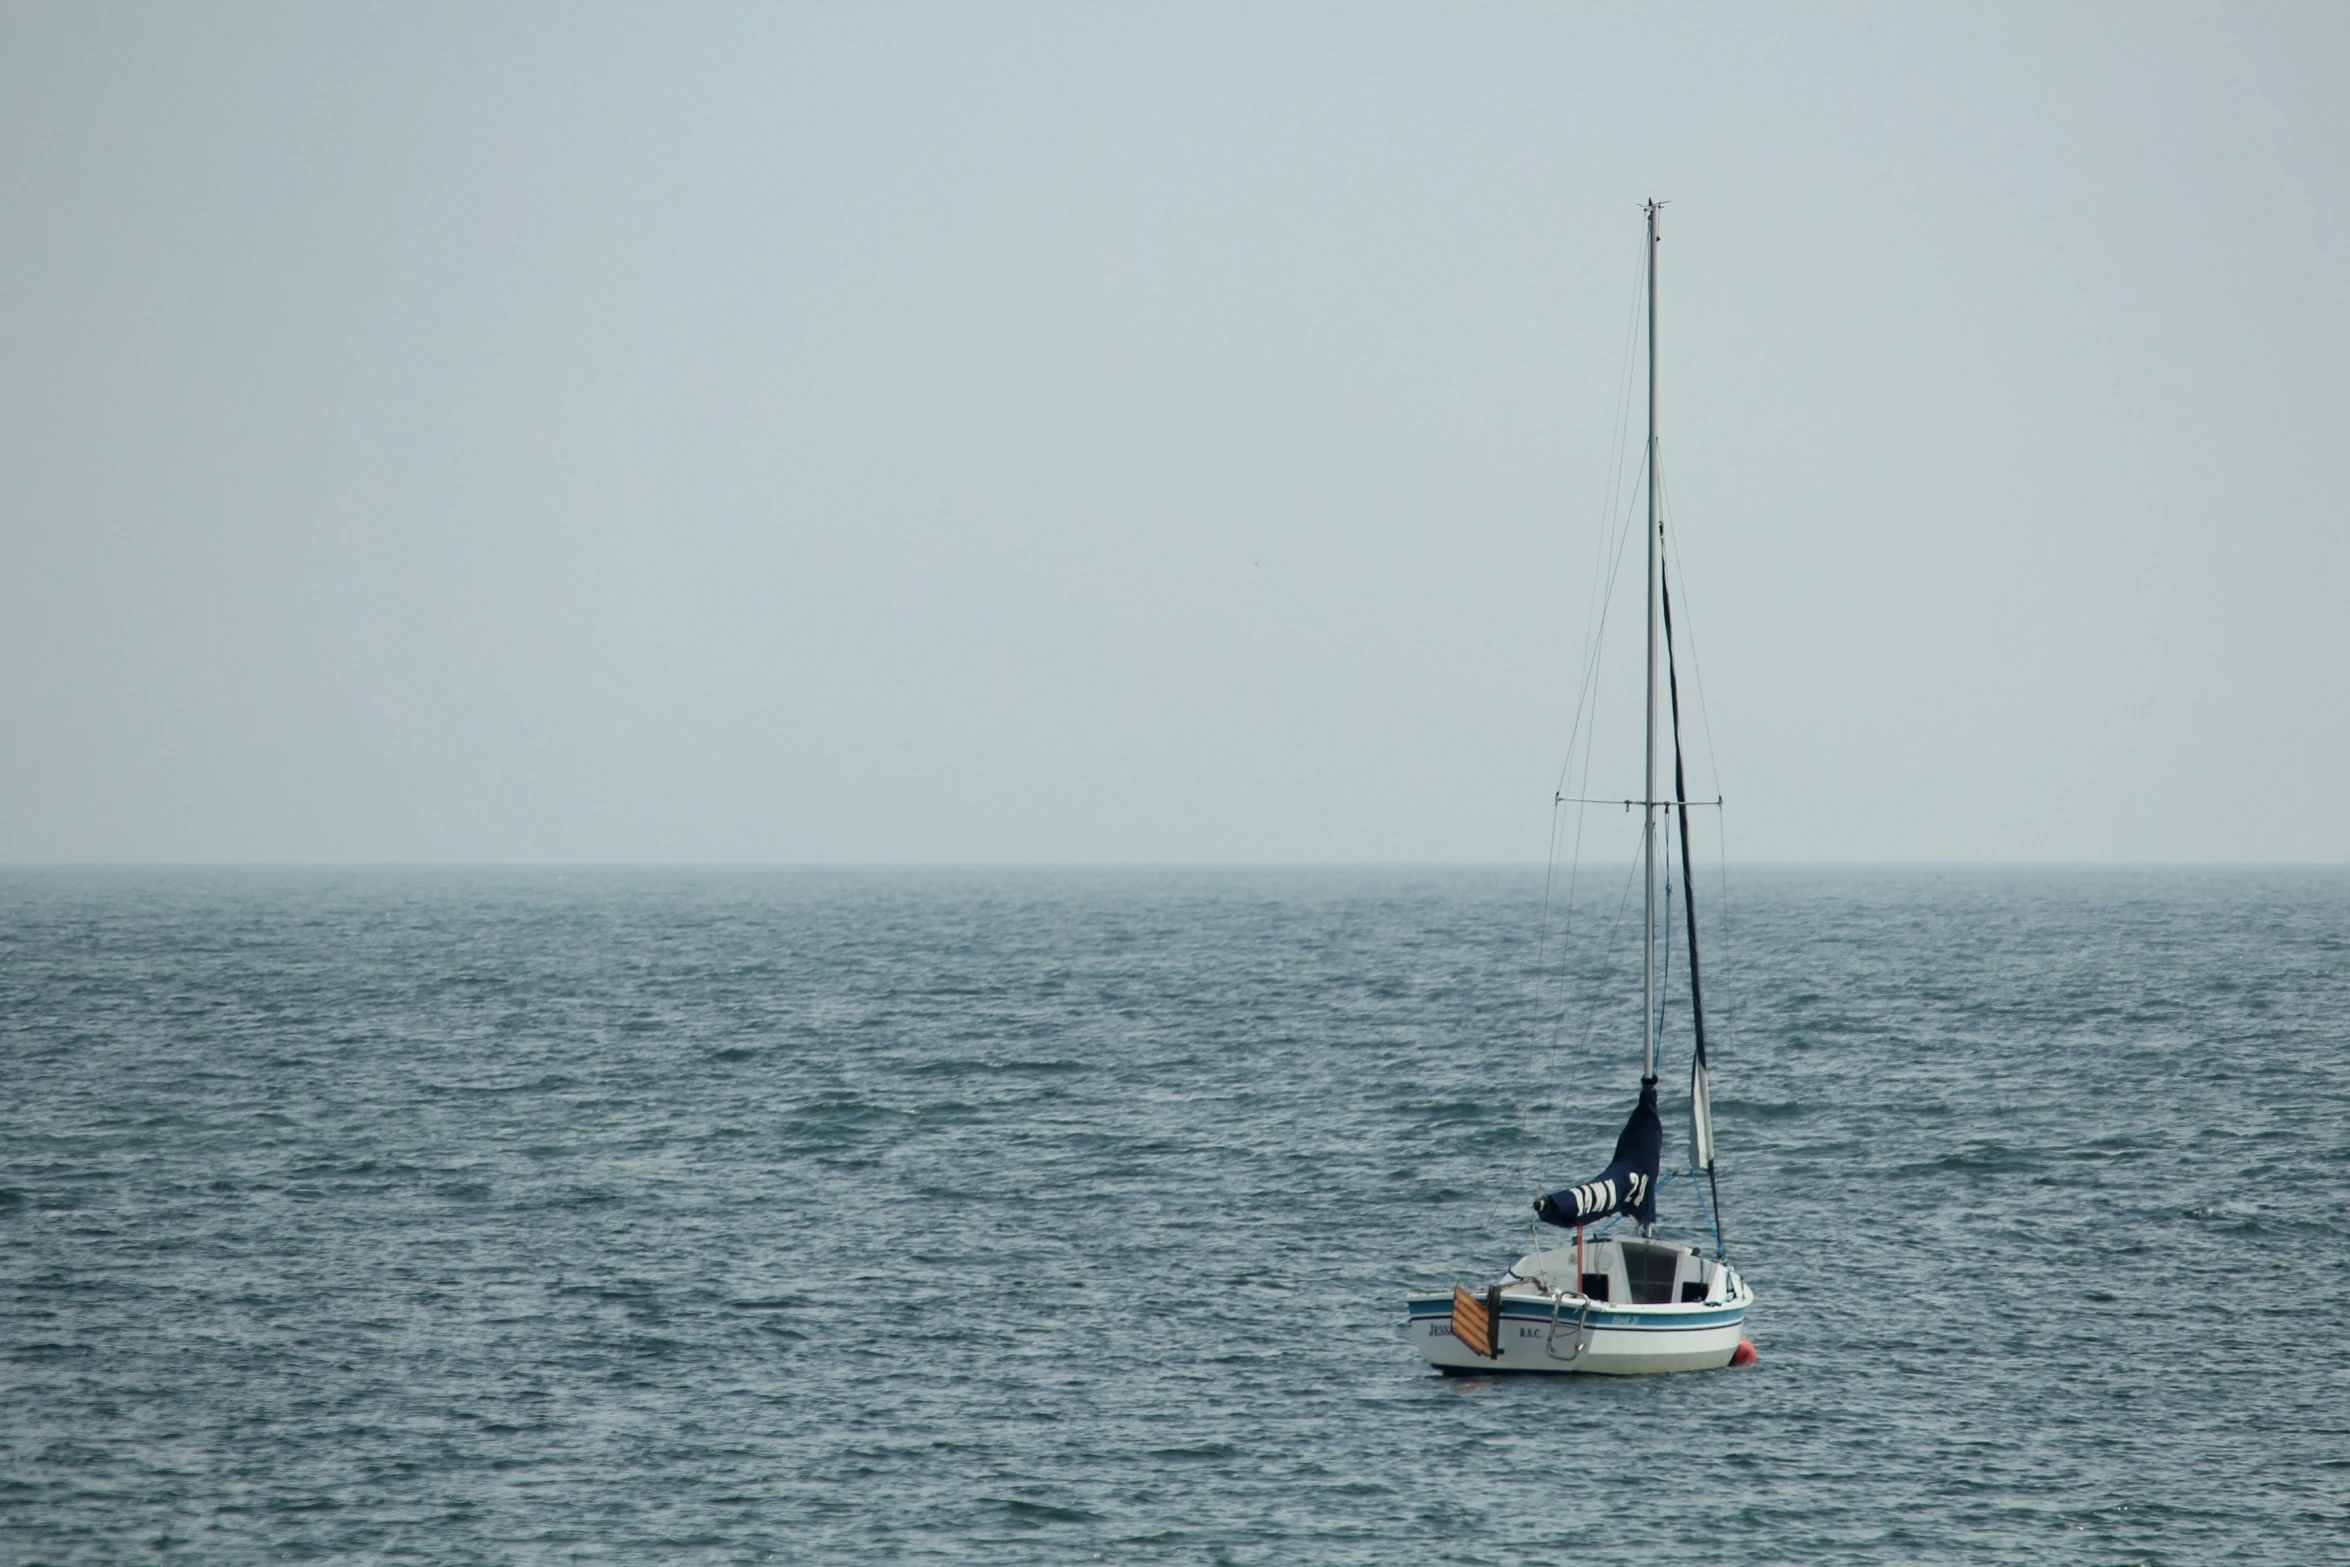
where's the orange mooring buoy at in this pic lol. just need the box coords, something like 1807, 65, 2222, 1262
1730, 1337, 1758, 1366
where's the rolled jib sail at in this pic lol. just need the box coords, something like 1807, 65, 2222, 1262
1534, 1078, 1663, 1228
1690, 1049, 1714, 1171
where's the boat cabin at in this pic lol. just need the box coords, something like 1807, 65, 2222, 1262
1509, 1237, 1725, 1306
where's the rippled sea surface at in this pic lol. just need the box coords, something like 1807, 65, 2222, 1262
4, 866, 2346, 1564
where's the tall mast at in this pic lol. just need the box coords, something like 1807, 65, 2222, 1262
1641, 199, 1661, 1088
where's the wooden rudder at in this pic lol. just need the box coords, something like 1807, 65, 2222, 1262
1450, 1285, 1502, 1359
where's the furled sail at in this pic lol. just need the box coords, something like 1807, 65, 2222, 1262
1690, 1049, 1714, 1170
1534, 1078, 1662, 1229
1660, 548, 1725, 1246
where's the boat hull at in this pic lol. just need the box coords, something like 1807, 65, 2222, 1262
1404, 1293, 1747, 1375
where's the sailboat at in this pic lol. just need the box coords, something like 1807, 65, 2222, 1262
1406, 202, 1754, 1375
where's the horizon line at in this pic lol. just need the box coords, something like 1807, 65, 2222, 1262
3, 859, 2345, 872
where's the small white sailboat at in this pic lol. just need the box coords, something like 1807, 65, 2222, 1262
1407, 201, 1755, 1375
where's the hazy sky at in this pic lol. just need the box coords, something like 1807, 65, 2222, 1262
3, 3, 2344, 863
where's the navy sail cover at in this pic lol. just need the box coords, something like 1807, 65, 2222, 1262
1534, 1079, 1662, 1229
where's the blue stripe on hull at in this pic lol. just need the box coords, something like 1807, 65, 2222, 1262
1407, 1305, 1748, 1375
1406, 1296, 1745, 1333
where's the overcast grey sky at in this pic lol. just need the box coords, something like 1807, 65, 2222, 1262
2, 3, 2344, 863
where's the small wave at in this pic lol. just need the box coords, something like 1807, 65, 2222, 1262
1933, 1141, 2043, 1175
1714, 1098, 1809, 1122
1392, 1098, 1508, 1124
988, 1498, 1097, 1526
908, 1057, 1088, 1078
790, 1096, 913, 1123
1147, 1442, 1240, 1461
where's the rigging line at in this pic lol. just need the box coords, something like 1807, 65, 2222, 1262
1660, 546, 1707, 1074
1550, 463, 1644, 1016
1553, 824, 1636, 1068
1655, 459, 1734, 1066
1541, 227, 1654, 1005
1656, 461, 1724, 806
1547, 490, 1635, 1029
1657, 833, 1672, 1045
1565, 834, 1645, 1070
1568, 462, 1652, 787
1662, 541, 1727, 1257
1548, 458, 1652, 1026
1552, 793, 1595, 1037
1544, 795, 1598, 1040
1536, 510, 1640, 1039
1535, 797, 1566, 1014
1552, 219, 1657, 800
1722, 814, 1734, 1049
1688, 1150, 1727, 1259
1547, 228, 1652, 832
1525, 804, 1575, 1188
1547, 819, 1618, 1064
1553, 834, 1644, 1177
1548, 334, 1651, 851
1538, 231, 1651, 1061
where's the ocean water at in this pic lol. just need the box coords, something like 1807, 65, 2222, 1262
3, 865, 2345, 1564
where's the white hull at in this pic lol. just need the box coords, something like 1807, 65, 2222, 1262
1406, 1238, 1753, 1375
1405, 1290, 1747, 1375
